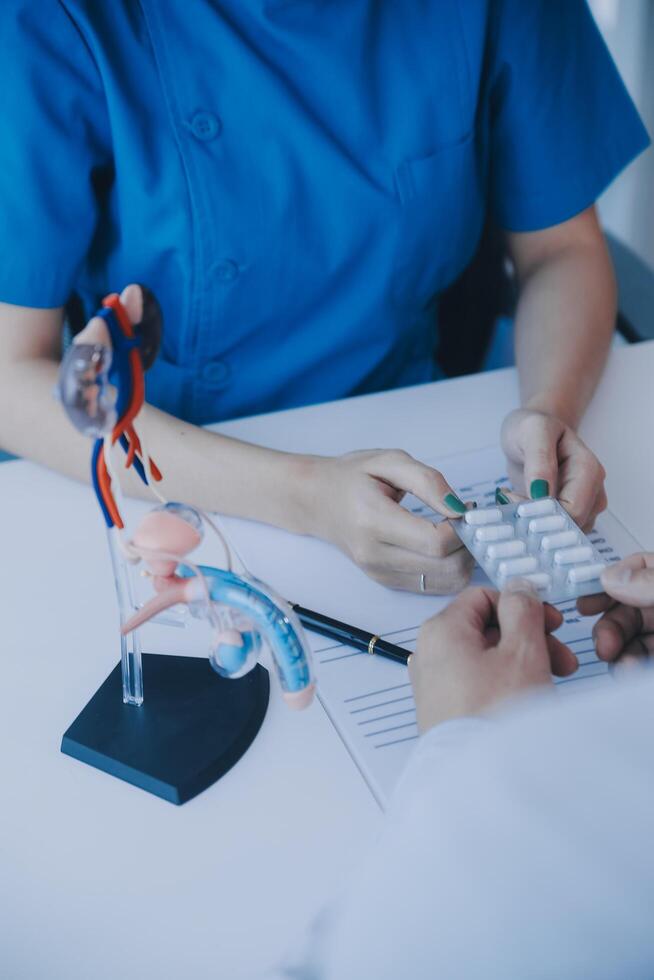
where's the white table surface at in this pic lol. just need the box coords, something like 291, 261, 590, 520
1, 340, 653, 979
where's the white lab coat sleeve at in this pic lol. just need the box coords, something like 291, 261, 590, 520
268, 717, 491, 980
269, 672, 654, 980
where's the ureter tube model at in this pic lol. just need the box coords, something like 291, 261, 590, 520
57, 288, 165, 707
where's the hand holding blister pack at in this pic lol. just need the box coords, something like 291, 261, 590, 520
453, 498, 607, 602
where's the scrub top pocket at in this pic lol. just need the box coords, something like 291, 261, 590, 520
392, 131, 484, 310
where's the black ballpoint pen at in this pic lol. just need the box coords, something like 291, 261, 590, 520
290, 603, 410, 665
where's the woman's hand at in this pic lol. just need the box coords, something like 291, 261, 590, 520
578, 553, 654, 669
501, 408, 607, 531
410, 581, 577, 731
300, 449, 474, 594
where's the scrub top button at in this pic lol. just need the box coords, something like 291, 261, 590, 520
202, 359, 231, 385
214, 259, 239, 283
189, 111, 222, 142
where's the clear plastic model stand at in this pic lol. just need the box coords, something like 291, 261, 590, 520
106, 526, 144, 705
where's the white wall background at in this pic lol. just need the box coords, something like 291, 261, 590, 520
589, 0, 654, 268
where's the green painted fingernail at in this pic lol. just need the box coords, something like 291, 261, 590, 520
444, 492, 466, 514
530, 479, 549, 499
495, 488, 510, 505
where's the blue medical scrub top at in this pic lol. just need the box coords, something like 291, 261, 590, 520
0, 1, 649, 424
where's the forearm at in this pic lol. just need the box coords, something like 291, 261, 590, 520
513, 239, 616, 429
0, 355, 314, 534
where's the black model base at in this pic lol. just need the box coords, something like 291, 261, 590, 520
61, 654, 270, 805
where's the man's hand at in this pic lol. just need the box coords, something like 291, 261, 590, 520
578, 553, 654, 670
410, 581, 578, 732
501, 408, 607, 531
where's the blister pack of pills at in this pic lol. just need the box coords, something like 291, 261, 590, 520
452, 497, 607, 602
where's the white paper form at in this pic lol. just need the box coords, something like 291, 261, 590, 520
219, 445, 642, 808
311, 599, 616, 807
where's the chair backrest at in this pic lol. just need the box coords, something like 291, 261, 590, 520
436, 218, 516, 377
437, 224, 654, 374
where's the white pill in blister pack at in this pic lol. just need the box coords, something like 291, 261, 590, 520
541, 530, 578, 551
553, 545, 593, 565
486, 539, 526, 560
568, 563, 606, 584
498, 556, 539, 577
522, 572, 552, 591
517, 499, 556, 518
452, 496, 607, 602
474, 524, 514, 543
464, 507, 502, 526
528, 515, 567, 534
